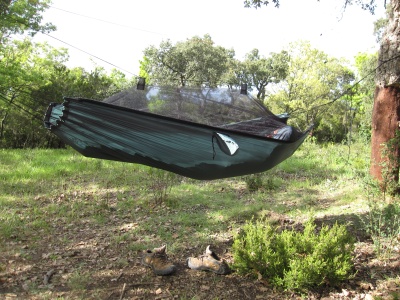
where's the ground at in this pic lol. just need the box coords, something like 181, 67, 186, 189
1, 202, 400, 300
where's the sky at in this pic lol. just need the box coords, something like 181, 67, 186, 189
32, 0, 386, 77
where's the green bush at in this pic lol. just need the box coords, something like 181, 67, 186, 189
232, 218, 355, 293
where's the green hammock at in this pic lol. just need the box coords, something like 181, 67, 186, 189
44, 86, 312, 180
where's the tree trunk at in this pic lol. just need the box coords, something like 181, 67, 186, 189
371, 0, 400, 192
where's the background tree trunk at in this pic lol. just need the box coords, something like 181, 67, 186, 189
371, 0, 400, 191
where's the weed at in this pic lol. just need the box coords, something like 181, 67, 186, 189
390, 291, 400, 300
145, 168, 181, 206
363, 199, 400, 260
67, 269, 90, 290
114, 232, 131, 244
0, 210, 24, 239
244, 173, 263, 192
361, 167, 400, 259
379, 131, 400, 195
128, 242, 146, 252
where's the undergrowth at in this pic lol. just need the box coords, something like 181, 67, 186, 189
232, 218, 355, 293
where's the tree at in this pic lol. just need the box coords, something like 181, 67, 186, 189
141, 34, 235, 87
0, 39, 132, 148
371, 1, 400, 192
0, 0, 55, 147
268, 41, 354, 140
240, 49, 289, 101
0, 0, 54, 45
0, 39, 70, 147
353, 52, 378, 141
0, 1, 133, 148
244, 0, 400, 193
243, 0, 378, 13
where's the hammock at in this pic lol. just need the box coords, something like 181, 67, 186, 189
44, 86, 312, 180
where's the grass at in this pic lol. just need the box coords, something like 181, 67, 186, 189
0, 140, 398, 298
0, 141, 369, 243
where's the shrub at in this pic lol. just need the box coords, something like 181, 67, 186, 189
145, 168, 181, 205
232, 218, 355, 293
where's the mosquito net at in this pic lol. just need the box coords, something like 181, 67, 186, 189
102, 85, 301, 141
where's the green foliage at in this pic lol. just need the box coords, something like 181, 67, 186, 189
353, 52, 378, 143
0, 0, 134, 149
143, 34, 235, 87
232, 218, 355, 293
312, 101, 349, 143
267, 41, 355, 141
0, 39, 133, 148
0, 0, 55, 43
240, 49, 289, 101
243, 173, 282, 192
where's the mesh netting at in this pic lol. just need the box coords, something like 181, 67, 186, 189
103, 86, 301, 141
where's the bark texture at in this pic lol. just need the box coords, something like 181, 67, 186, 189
370, 0, 400, 189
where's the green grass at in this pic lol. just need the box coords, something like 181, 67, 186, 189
0, 142, 371, 242
1, 140, 394, 298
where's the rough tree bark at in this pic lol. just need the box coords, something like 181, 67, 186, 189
371, 0, 400, 191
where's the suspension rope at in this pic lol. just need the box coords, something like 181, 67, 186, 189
0, 93, 45, 122
1, 52, 398, 125
288, 53, 400, 118
42, 33, 138, 77
49, 6, 167, 36
4, 7, 400, 123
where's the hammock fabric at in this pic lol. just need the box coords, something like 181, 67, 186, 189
44, 86, 312, 180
